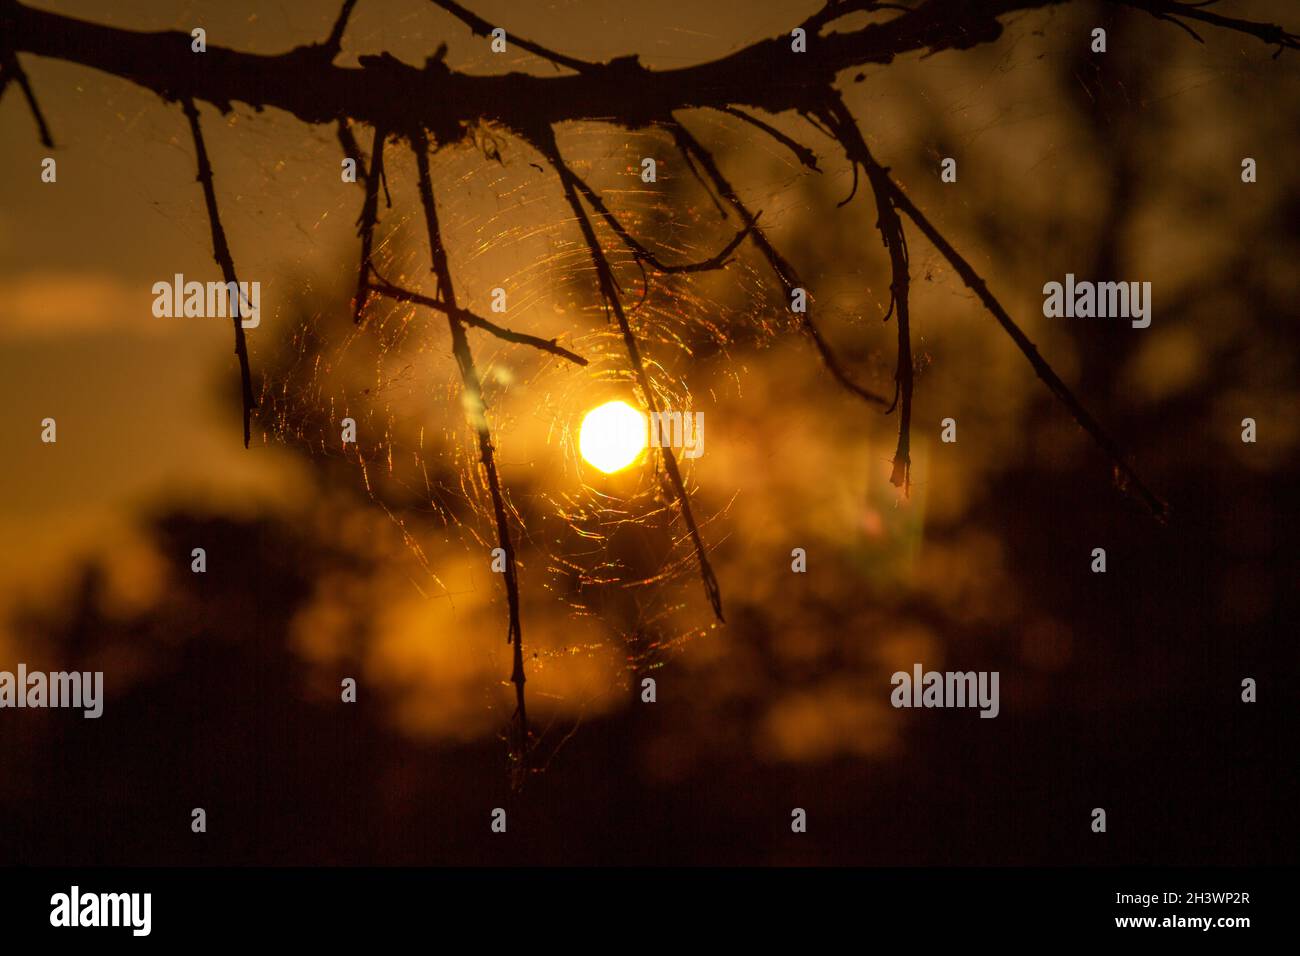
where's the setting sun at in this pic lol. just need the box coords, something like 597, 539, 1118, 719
579, 400, 648, 473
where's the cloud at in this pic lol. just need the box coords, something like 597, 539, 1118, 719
0, 271, 153, 339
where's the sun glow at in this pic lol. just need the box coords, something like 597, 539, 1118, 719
579, 400, 648, 474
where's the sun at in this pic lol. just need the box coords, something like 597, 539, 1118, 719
579, 400, 648, 474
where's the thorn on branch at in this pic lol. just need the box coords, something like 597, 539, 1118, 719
1153, 12, 1204, 44
837, 158, 860, 207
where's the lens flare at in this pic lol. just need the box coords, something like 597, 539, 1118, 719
579, 400, 648, 474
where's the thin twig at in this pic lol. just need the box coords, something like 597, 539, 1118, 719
712, 105, 821, 171
181, 96, 256, 448
821, 95, 913, 489
882, 174, 1169, 519
674, 136, 730, 219
557, 159, 756, 273
367, 269, 589, 365
323, 0, 360, 58
1124, 0, 1298, 53
539, 126, 726, 623
336, 116, 369, 188
670, 117, 890, 408
428, 0, 598, 73
0, 48, 53, 147
411, 127, 531, 781
352, 123, 387, 323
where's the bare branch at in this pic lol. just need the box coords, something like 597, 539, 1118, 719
9, 0, 1291, 144
711, 106, 821, 172
410, 127, 530, 781
552, 154, 756, 274
673, 136, 729, 220
352, 123, 387, 324
7, 0, 1289, 147
181, 96, 256, 448
323, 0, 360, 59
367, 270, 590, 366
881, 175, 1170, 520
1124, 0, 1298, 53
538, 126, 726, 623
820, 95, 913, 489
0, 48, 53, 147
428, 0, 598, 73
669, 118, 890, 408
336, 116, 369, 188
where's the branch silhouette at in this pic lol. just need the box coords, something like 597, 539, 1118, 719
0, 43, 53, 146
818, 94, 915, 490
351, 123, 388, 324
367, 270, 590, 366
8, 0, 1293, 135
538, 125, 726, 623
181, 96, 257, 448
407, 126, 532, 782
668, 118, 892, 408
6, 0, 1291, 772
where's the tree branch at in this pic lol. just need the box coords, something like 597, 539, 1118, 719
820, 94, 914, 489
882, 172, 1169, 520
12, 0, 1290, 149
8, 0, 1274, 782
322, 0, 360, 60
336, 116, 369, 188
711, 105, 821, 172
410, 127, 531, 781
428, 0, 599, 74
0, 47, 53, 147
367, 269, 590, 366
538, 125, 726, 623
1125, 0, 1298, 55
669, 117, 891, 408
181, 96, 256, 448
352, 123, 387, 323
557, 156, 756, 274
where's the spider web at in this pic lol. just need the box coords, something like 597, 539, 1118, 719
258, 112, 818, 688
